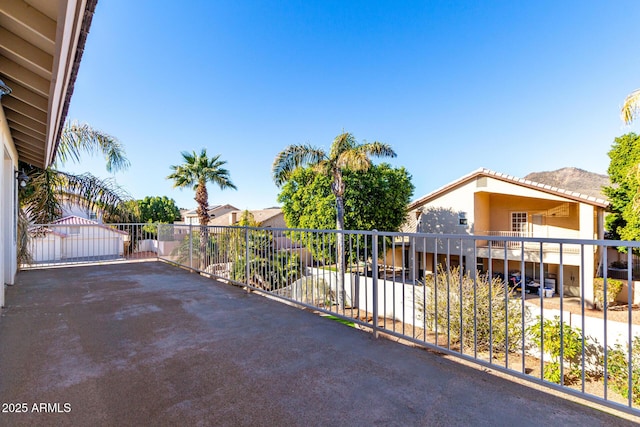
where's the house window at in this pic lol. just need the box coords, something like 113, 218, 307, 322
66, 226, 80, 235
511, 212, 527, 234
458, 212, 468, 226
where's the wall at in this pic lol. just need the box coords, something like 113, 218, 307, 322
1, 107, 19, 307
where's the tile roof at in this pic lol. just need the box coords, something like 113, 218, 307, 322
408, 167, 609, 210
45, 216, 128, 235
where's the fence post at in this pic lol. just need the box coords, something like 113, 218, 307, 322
189, 223, 193, 270
245, 225, 250, 293
372, 230, 379, 339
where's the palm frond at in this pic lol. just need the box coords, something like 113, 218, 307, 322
359, 141, 397, 159
168, 149, 236, 211
622, 89, 640, 125
272, 144, 326, 187
21, 168, 134, 224
60, 171, 135, 222
329, 133, 357, 159
336, 150, 371, 171
21, 168, 65, 223
56, 121, 130, 172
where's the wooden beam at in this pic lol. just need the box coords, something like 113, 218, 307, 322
11, 129, 45, 152
4, 108, 46, 135
15, 150, 43, 168
2, 96, 48, 125
0, 28, 53, 79
13, 140, 45, 159
6, 119, 45, 139
0, 56, 50, 97
1, 77, 47, 111
0, 0, 56, 45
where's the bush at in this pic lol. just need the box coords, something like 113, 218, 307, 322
232, 252, 302, 291
417, 266, 528, 353
528, 316, 583, 383
593, 278, 623, 310
607, 336, 640, 405
610, 260, 628, 269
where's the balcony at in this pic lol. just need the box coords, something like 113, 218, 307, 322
3, 223, 640, 423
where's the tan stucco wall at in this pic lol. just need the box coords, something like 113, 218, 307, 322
1, 106, 19, 302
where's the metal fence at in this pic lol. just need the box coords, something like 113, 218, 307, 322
21, 222, 640, 415
22, 222, 159, 268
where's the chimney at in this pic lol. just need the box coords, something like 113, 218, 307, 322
229, 211, 238, 225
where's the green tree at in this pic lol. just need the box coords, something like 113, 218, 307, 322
136, 196, 181, 223
278, 163, 413, 263
272, 132, 396, 308
603, 133, 640, 242
167, 149, 236, 269
278, 163, 413, 232
621, 89, 640, 124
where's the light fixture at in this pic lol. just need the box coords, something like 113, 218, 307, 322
0, 79, 12, 98
15, 170, 29, 188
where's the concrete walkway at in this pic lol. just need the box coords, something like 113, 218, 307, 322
0, 261, 636, 426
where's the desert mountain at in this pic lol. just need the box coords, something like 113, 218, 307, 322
523, 167, 610, 200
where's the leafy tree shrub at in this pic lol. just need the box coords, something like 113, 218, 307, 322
593, 278, 624, 310
278, 164, 414, 263
603, 133, 640, 242
232, 252, 302, 291
607, 336, 640, 405
417, 266, 528, 353
528, 316, 583, 383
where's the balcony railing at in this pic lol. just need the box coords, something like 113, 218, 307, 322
479, 231, 581, 253
20, 223, 640, 416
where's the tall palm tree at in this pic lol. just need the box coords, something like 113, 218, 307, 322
621, 89, 640, 125
21, 120, 133, 224
167, 149, 236, 269
18, 121, 133, 265
272, 132, 396, 307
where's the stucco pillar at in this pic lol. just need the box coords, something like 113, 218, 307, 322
579, 204, 595, 307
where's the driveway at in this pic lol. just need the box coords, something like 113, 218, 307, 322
0, 261, 636, 426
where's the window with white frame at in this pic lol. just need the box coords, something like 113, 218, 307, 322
511, 212, 527, 234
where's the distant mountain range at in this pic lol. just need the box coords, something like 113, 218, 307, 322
523, 167, 610, 200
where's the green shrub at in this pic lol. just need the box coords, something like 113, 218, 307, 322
607, 336, 640, 405
593, 278, 623, 310
528, 316, 583, 383
417, 266, 528, 353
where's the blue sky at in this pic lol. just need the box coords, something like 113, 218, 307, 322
65, 0, 640, 210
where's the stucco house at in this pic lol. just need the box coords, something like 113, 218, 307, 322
209, 207, 285, 228
29, 215, 128, 263
396, 168, 608, 301
181, 204, 239, 225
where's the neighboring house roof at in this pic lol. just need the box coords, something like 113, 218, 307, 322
28, 226, 67, 238
46, 215, 128, 235
209, 208, 284, 227
245, 208, 283, 225
0, 0, 98, 168
409, 168, 609, 211
182, 204, 239, 218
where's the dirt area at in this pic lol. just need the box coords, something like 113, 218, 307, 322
342, 307, 633, 408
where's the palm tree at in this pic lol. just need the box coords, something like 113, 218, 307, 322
272, 132, 396, 307
18, 121, 133, 265
621, 89, 640, 124
167, 149, 236, 269
21, 120, 133, 225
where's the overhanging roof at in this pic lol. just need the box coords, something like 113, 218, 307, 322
0, 0, 97, 168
